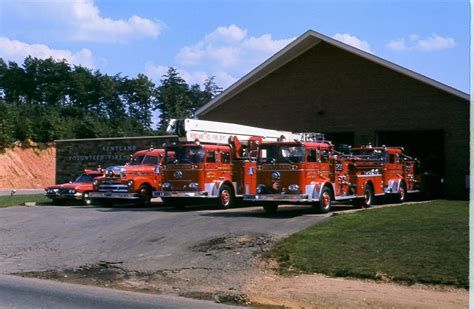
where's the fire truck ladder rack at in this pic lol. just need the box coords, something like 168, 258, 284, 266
167, 118, 301, 144
348, 153, 385, 161
296, 132, 328, 143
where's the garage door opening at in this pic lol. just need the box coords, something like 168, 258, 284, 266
324, 132, 354, 152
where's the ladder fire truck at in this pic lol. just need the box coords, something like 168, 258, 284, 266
90, 147, 164, 206
243, 134, 422, 214
153, 119, 298, 208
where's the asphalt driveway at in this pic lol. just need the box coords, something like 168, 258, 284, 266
0, 202, 332, 303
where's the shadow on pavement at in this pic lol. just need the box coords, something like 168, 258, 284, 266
197, 204, 354, 219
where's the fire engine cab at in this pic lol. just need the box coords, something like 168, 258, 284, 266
153, 119, 298, 209
244, 134, 421, 214
90, 147, 164, 206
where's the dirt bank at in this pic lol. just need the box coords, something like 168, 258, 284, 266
244, 268, 468, 308
0, 146, 55, 189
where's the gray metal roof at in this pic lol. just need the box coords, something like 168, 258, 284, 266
196, 29, 469, 116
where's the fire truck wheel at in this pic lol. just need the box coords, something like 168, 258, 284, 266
397, 183, 407, 203
217, 184, 235, 209
263, 203, 278, 214
136, 185, 152, 207
314, 186, 332, 213
82, 192, 92, 205
362, 184, 374, 208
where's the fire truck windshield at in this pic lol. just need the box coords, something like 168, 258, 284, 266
258, 144, 305, 164
129, 155, 145, 166
165, 146, 205, 164
141, 155, 159, 166
75, 174, 101, 183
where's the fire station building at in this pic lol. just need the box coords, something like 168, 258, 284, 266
196, 30, 470, 199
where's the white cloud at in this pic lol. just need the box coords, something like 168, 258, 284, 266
7, 0, 163, 43
387, 33, 456, 52
0, 37, 94, 67
416, 34, 456, 51
213, 71, 238, 88
333, 33, 371, 53
145, 62, 238, 89
176, 24, 294, 70
243, 34, 294, 52
149, 25, 293, 90
204, 24, 247, 43
387, 38, 407, 51
180, 70, 210, 86
144, 62, 169, 81
173, 24, 293, 88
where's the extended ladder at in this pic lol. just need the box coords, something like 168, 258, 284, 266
167, 118, 301, 144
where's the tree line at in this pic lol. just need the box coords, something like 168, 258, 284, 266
0, 57, 222, 147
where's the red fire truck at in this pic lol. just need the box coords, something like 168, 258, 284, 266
153, 119, 297, 209
349, 146, 420, 204
90, 147, 164, 206
244, 134, 421, 213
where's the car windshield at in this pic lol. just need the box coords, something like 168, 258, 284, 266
141, 155, 159, 165
165, 146, 205, 164
129, 155, 145, 165
258, 144, 305, 164
75, 174, 101, 183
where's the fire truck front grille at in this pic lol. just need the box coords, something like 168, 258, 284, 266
98, 184, 128, 193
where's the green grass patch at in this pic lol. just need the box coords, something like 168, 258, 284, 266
0, 194, 51, 208
268, 201, 468, 288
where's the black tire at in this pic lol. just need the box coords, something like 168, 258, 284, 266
136, 185, 152, 207
361, 184, 374, 208
314, 186, 332, 213
263, 203, 278, 214
217, 184, 235, 209
397, 183, 407, 203
82, 191, 93, 205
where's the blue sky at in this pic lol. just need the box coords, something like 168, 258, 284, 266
0, 0, 469, 94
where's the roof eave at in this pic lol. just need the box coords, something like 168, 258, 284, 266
196, 29, 469, 117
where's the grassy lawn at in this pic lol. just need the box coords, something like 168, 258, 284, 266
268, 200, 468, 288
0, 194, 51, 208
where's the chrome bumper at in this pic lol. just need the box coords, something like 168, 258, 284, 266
244, 194, 313, 202
89, 192, 140, 199
154, 191, 209, 198
45, 192, 83, 200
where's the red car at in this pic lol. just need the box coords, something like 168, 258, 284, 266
45, 169, 104, 205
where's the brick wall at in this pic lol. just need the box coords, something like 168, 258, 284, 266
201, 42, 469, 198
55, 136, 176, 184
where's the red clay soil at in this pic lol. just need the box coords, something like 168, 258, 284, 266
0, 146, 56, 189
